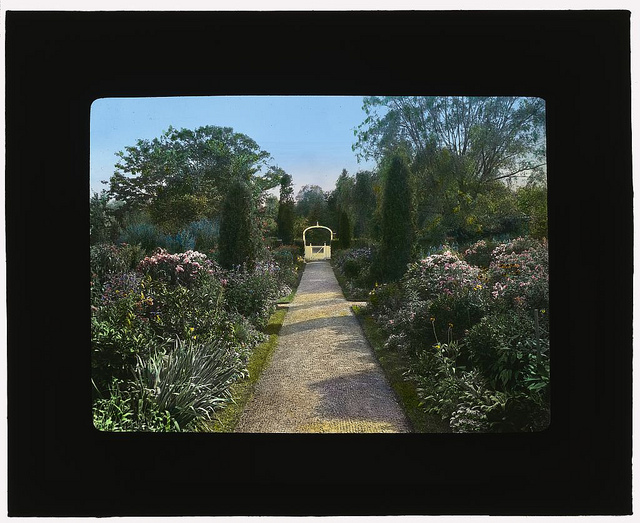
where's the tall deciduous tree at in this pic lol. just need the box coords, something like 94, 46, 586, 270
218, 180, 258, 269
354, 96, 546, 191
106, 125, 280, 231
378, 153, 414, 281
295, 184, 329, 225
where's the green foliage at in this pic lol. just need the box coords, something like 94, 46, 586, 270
118, 222, 166, 254
206, 308, 288, 432
517, 183, 548, 239
295, 185, 329, 225
106, 125, 283, 235
352, 170, 378, 239
90, 190, 121, 245
377, 153, 414, 282
90, 243, 128, 283
218, 180, 258, 269
354, 96, 546, 187
133, 338, 246, 430
270, 246, 304, 287
351, 96, 547, 250
222, 262, 290, 329
93, 377, 177, 432
91, 271, 158, 393
465, 311, 548, 391
470, 182, 525, 238
277, 171, 296, 245
351, 237, 549, 432
109, 125, 277, 214
338, 211, 352, 249
462, 239, 497, 269
149, 190, 210, 232
332, 247, 377, 299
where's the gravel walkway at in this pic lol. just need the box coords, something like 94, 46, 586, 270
235, 261, 411, 433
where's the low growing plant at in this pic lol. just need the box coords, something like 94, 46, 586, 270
134, 338, 247, 430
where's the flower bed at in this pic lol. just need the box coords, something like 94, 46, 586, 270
91, 243, 299, 431
350, 237, 550, 433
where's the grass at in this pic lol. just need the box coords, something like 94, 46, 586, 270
204, 308, 287, 432
352, 305, 450, 433
204, 263, 306, 432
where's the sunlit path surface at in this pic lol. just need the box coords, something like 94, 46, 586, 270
235, 261, 411, 433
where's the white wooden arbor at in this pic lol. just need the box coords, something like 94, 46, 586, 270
303, 223, 334, 261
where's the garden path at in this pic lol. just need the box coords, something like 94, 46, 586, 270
235, 260, 411, 433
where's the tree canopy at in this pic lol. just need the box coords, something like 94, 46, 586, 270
106, 125, 281, 231
353, 96, 546, 191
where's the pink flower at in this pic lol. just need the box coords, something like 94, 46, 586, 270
176, 265, 184, 273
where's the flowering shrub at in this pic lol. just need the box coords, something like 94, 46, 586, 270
404, 251, 482, 301
488, 238, 548, 311
137, 248, 219, 288
355, 236, 549, 432
462, 239, 496, 268
490, 236, 542, 259
91, 275, 158, 393
223, 261, 290, 329
91, 234, 302, 431
270, 246, 304, 288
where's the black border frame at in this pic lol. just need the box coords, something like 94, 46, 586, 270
5, 10, 633, 516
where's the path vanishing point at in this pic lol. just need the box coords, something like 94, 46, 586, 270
235, 261, 411, 433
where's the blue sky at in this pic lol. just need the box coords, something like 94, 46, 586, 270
90, 96, 377, 197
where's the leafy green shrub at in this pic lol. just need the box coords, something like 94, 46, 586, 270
412, 341, 473, 421
218, 180, 258, 270
188, 218, 219, 252
133, 338, 246, 430
338, 211, 352, 249
90, 190, 121, 245
118, 222, 166, 254
462, 239, 497, 269
223, 261, 289, 329
91, 272, 158, 394
270, 246, 303, 288
378, 153, 414, 282
516, 184, 548, 240
90, 244, 128, 284
464, 310, 548, 393
427, 291, 486, 343
332, 246, 377, 296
